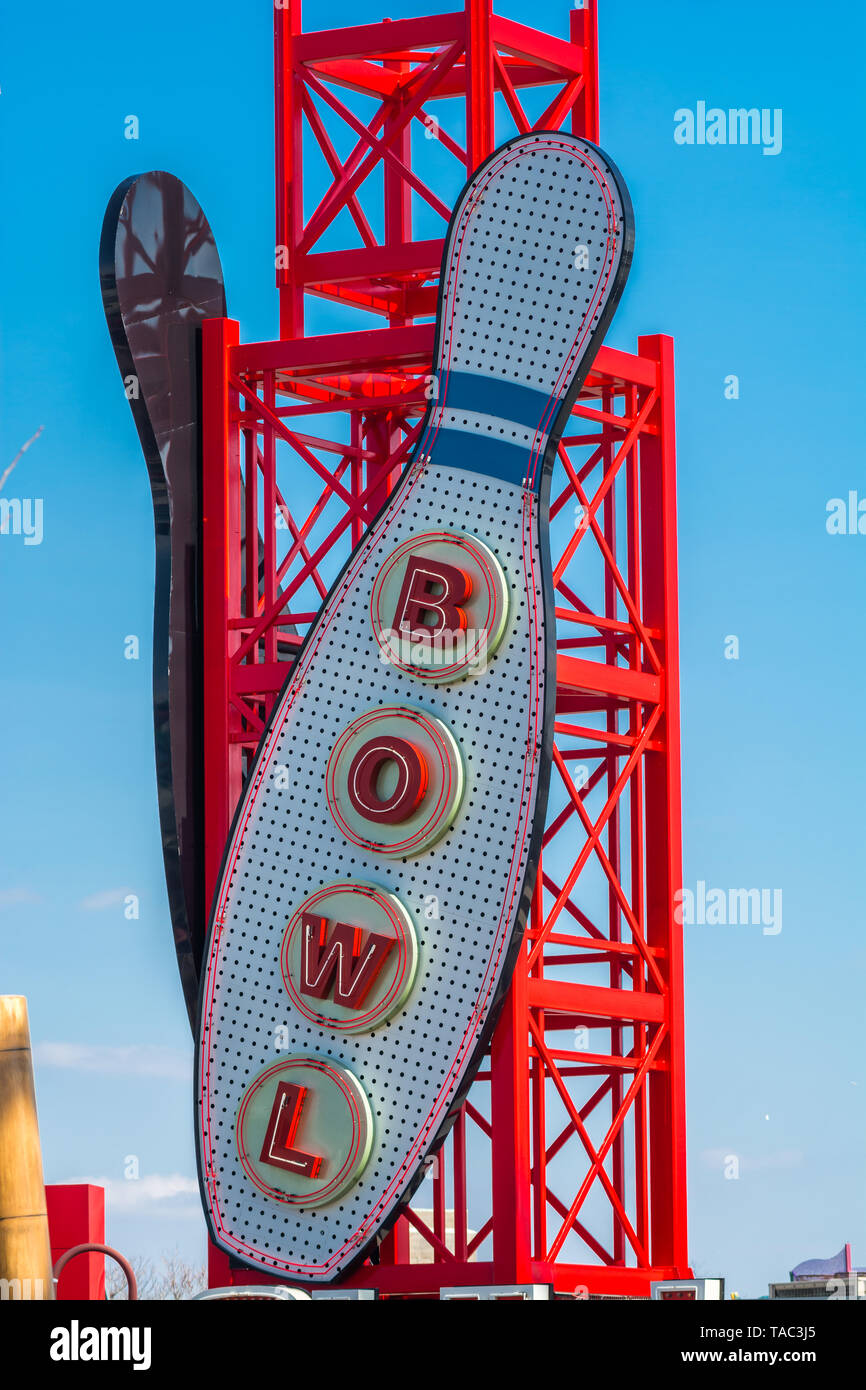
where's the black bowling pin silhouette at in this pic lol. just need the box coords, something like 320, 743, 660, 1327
100, 173, 226, 1024
197, 132, 633, 1281
100, 174, 296, 1026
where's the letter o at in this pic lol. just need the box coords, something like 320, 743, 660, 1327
325, 707, 465, 856
347, 736, 428, 823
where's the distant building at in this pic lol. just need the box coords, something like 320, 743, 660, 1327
408, 1210, 477, 1265
769, 1243, 866, 1300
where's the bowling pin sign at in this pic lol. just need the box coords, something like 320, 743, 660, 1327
197, 132, 633, 1282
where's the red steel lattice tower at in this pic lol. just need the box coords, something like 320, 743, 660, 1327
203, 0, 690, 1296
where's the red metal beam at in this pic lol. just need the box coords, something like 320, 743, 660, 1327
557, 653, 660, 705
294, 13, 464, 63
490, 965, 532, 1284
491, 14, 589, 73
202, 318, 241, 901
467, 0, 495, 168
527, 978, 665, 1024
636, 333, 689, 1273
233, 326, 655, 393
570, 0, 599, 144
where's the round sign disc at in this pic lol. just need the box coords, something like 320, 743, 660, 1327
235, 1057, 374, 1208
280, 882, 419, 1032
325, 706, 465, 856
370, 530, 510, 680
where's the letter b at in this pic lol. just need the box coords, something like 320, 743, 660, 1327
392, 556, 471, 645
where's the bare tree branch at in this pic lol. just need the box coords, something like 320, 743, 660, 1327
105, 1253, 208, 1301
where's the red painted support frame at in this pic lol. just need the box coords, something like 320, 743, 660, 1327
201, 0, 690, 1296
274, 0, 598, 335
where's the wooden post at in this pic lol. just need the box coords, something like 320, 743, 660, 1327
0, 996, 55, 1299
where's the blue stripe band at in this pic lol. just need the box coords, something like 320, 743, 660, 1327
422, 426, 537, 488
440, 370, 555, 434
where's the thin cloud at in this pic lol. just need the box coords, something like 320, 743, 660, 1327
34, 1042, 190, 1081
60, 1173, 199, 1214
79, 888, 132, 910
0, 887, 42, 908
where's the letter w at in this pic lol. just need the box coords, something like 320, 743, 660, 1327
301, 913, 394, 1010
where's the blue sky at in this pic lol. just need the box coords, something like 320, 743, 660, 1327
1, 0, 864, 1295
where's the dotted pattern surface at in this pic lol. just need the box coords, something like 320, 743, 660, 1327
428, 135, 628, 489
438, 137, 623, 390
198, 133, 629, 1282
199, 459, 544, 1280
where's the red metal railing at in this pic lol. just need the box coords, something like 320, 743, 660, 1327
202, 0, 689, 1295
